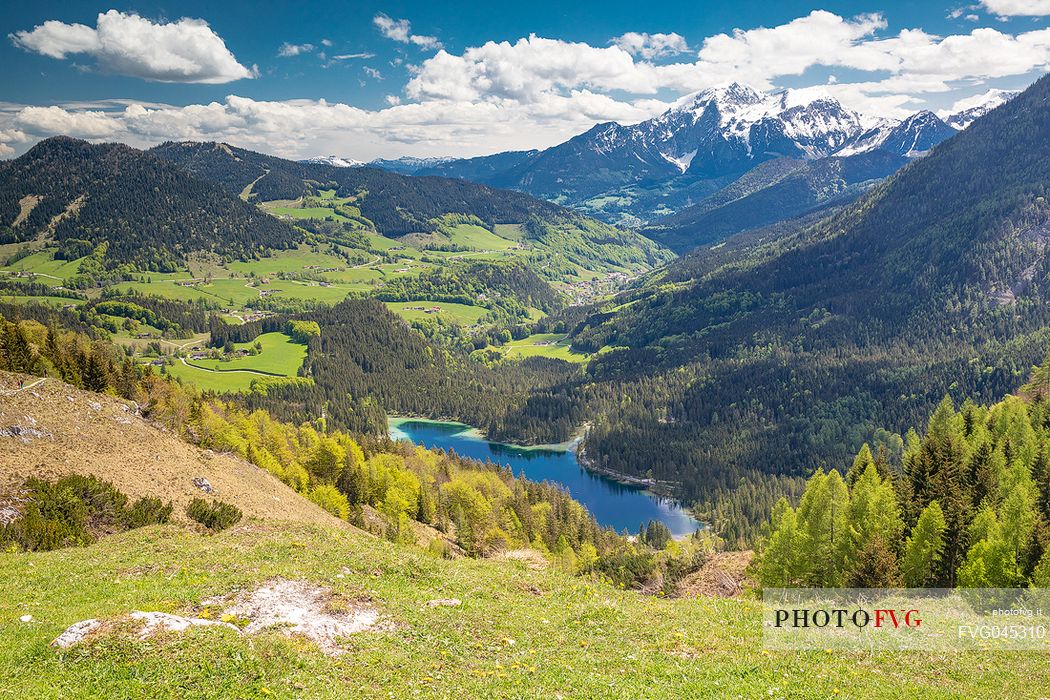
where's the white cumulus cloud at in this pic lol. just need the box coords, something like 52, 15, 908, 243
3, 10, 1050, 160
9, 10, 255, 83
980, 0, 1050, 16
278, 42, 314, 57
373, 14, 442, 50
611, 32, 689, 59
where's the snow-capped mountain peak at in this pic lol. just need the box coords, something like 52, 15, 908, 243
301, 155, 363, 168
651, 83, 868, 164
672, 82, 764, 116
941, 89, 1020, 130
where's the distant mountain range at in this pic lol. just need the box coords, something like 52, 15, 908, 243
156, 141, 671, 275
0, 137, 670, 273
359, 83, 1017, 251
299, 154, 456, 175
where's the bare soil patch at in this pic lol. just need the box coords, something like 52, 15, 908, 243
0, 371, 338, 526
674, 551, 754, 598
205, 578, 385, 655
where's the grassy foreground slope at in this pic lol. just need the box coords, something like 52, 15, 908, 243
3, 521, 1045, 698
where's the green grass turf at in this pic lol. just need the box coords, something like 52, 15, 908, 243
0, 250, 86, 284
111, 281, 226, 305
163, 361, 262, 393
255, 281, 354, 304
500, 333, 588, 363
1, 521, 1044, 698
226, 248, 352, 276
384, 301, 489, 325
185, 332, 307, 376
492, 223, 526, 241
0, 295, 85, 307
440, 224, 519, 251
268, 207, 353, 222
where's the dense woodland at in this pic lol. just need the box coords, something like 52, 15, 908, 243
236, 300, 588, 443
0, 138, 300, 270
377, 260, 561, 318
641, 149, 907, 252
758, 361, 1050, 588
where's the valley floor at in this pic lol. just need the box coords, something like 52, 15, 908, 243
2, 520, 1046, 699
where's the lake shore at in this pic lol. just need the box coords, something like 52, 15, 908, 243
388, 415, 587, 453
386, 415, 701, 536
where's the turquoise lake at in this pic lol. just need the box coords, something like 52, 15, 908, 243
389, 419, 701, 536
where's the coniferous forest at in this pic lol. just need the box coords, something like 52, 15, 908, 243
758, 362, 1050, 589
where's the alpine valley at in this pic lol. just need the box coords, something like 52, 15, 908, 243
3, 4, 1050, 697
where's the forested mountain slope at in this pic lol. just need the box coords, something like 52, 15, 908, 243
0, 137, 300, 270
640, 150, 907, 252
154, 142, 587, 235
151, 141, 672, 274
218, 300, 586, 443
556, 73, 1050, 530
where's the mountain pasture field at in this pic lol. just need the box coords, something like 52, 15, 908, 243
499, 333, 589, 363
165, 331, 308, 393
383, 300, 489, 325
3, 520, 1045, 699
185, 332, 306, 376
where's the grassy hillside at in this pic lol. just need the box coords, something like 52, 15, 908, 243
150, 142, 673, 281
3, 502, 1046, 698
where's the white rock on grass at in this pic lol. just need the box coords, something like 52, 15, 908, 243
51, 579, 381, 655
52, 619, 103, 648
216, 578, 381, 655
129, 611, 240, 637
52, 613, 238, 649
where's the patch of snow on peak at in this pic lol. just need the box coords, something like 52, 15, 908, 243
940, 89, 1020, 130
661, 149, 697, 173
301, 155, 363, 168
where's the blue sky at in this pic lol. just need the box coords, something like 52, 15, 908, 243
1, 0, 1048, 159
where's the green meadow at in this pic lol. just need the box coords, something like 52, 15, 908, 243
0, 295, 84, 307
440, 223, 520, 251
499, 333, 589, 363
2, 522, 1044, 699
163, 360, 263, 392
185, 332, 307, 376
164, 332, 308, 392
384, 301, 489, 325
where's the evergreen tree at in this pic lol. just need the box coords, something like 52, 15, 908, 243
758, 499, 808, 587
846, 535, 902, 588
901, 501, 947, 587
847, 462, 903, 561
958, 506, 1018, 588
796, 470, 851, 586
81, 351, 109, 392
1, 322, 37, 373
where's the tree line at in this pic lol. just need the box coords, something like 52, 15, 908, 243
757, 359, 1050, 589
